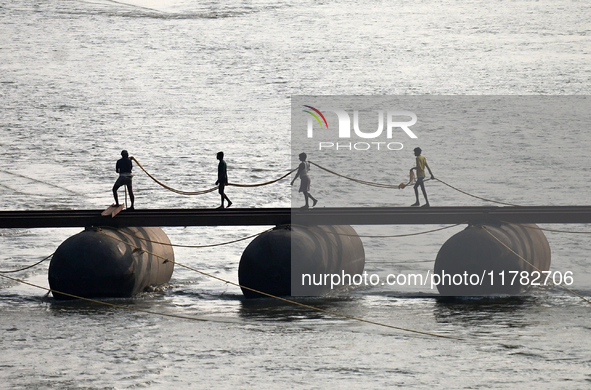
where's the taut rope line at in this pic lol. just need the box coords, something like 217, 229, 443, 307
0, 270, 460, 340
0, 272, 212, 322
480, 226, 591, 305
310, 161, 522, 206
0, 222, 465, 274
309, 161, 403, 189
96, 228, 460, 340
173, 260, 461, 340
303, 223, 465, 239
434, 178, 521, 207
507, 223, 591, 235
105, 226, 276, 249
107, 223, 465, 248
0, 253, 54, 273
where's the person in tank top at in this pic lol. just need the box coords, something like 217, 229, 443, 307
291, 152, 318, 209
410, 147, 434, 207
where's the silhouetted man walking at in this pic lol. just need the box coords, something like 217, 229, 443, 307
215, 151, 232, 209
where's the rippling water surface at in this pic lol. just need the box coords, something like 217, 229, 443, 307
1, 0, 591, 388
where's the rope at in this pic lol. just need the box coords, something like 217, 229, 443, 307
0, 270, 459, 339
0, 169, 81, 195
96, 228, 459, 340
131, 157, 218, 195
0, 272, 212, 322
131, 157, 295, 195
397, 170, 416, 189
0, 253, 54, 273
309, 161, 435, 190
303, 223, 464, 239
100, 226, 275, 249
376, 259, 434, 265
228, 169, 297, 188
310, 161, 524, 207
309, 161, 401, 189
104, 223, 464, 249
133, 156, 520, 209
435, 178, 521, 207
173, 258, 460, 340
507, 223, 591, 235
481, 226, 591, 304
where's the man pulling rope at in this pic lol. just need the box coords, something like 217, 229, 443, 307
410, 147, 434, 207
113, 150, 135, 210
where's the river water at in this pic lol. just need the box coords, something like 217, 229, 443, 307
1, 0, 591, 388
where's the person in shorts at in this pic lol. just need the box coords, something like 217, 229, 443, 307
291, 152, 318, 209
410, 147, 434, 207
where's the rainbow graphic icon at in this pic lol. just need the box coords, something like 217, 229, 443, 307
303, 105, 329, 129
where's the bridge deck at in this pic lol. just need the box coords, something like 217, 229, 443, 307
0, 206, 590, 229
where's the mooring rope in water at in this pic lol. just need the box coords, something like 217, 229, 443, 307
376, 259, 435, 265
131, 157, 296, 195
169, 259, 462, 340
480, 226, 591, 305
103, 222, 591, 308
0, 253, 54, 274
95, 228, 460, 340
0, 269, 460, 340
0, 169, 81, 195
0, 272, 213, 322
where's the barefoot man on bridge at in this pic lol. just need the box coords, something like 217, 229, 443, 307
410, 147, 434, 208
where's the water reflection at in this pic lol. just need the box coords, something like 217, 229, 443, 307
433, 296, 540, 327
238, 296, 357, 323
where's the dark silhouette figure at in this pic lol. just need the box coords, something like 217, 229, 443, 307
215, 151, 232, 209
291, 152, 318, 208
112, 150, 135, 210
410, 147, 434, 207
